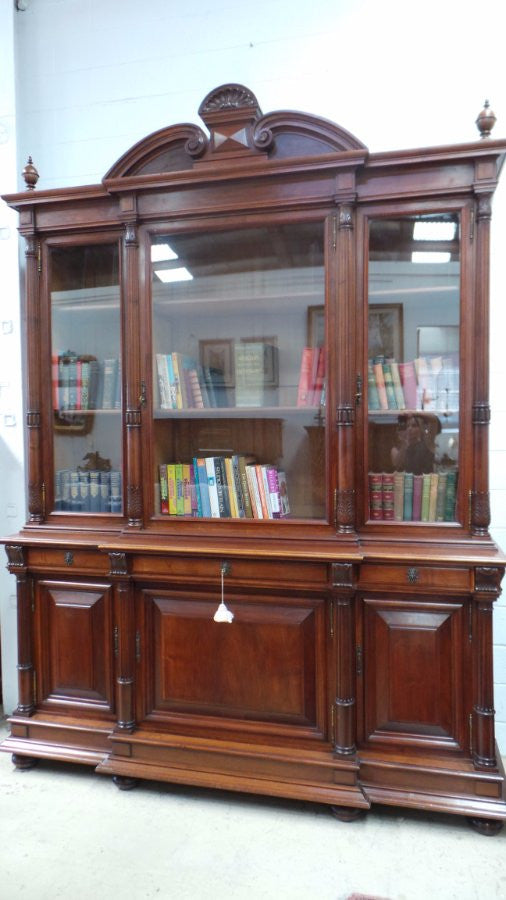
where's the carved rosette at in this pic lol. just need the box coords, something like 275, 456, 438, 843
472, 402, 491, 425
471, 491, 491, 533
336, 489, 355, 531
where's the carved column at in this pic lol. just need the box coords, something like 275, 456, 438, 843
6, 545, 35, 716
471, 193, 492, 534
334, 203, 356, 532
123, 219, 143, 527
25, 236, 44, 522
331, 563, 356, 755
472, 567, 503, 767
110, 552, 136, 731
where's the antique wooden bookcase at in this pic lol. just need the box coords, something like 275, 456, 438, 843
2, 85, 506, 834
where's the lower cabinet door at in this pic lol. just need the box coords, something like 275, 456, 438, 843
358, 595, 471, 752
135, 587, 327, 742
35, 578, 115, 715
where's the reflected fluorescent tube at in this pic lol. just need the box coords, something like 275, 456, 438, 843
151, 243, 178, 262
411, 252, 451, 264
154, 267, 193, 283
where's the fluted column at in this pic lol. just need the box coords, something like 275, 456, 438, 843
110, 552, 136, 731
331, 563, 356, 755
472, 567, 503, 767
24, 236, 44, 522
123, 221, 143, 527
6, 545, 35, 716
334, 203, 356, 532
471, 193, 492, 534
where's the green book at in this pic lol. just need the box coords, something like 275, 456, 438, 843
382, 363, 398, 409
403, 472, 414, 521
421, 473, 431, 521
436, 471, 448, 521
367, 362, 380, 410
444, 469, 458, 521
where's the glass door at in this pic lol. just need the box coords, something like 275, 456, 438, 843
49, 241, 122, 514
150, 223, 326, 521
366, 213, 460, 524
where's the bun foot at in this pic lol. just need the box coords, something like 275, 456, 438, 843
330, 805, 366, 822
468, 816, 503, 836
113, 775, 138, 791
12, 754, 38, 770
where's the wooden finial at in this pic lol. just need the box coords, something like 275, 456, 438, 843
476, 100, 497, 139
22, 156, 39, 190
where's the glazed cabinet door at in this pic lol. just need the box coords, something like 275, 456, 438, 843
357, 594, 471, 753
135, 585, 328, 743
34, 578, 115, 717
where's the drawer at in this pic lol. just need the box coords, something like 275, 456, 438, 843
359, 563, 470, 592
27, 547, 109, 575
132, 554, 327, 589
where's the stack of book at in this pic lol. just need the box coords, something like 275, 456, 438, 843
55, 468, 122, 513
159, 456, 290, 519
52, 352, 121, 412
368, 355, 459, 412
368, 469, 457, 522
296, 347, 325, 407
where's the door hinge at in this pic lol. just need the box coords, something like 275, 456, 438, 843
468, 603, 473, 643
333, 488, 338, 529
356, 644, 363, 677
37, 241, 42, 274
331, 702, 336, 742
31, 581, 35, 614
113, 625, 119, 658
135, 630, 141, 662
33, 669, 37, 703
470, 210, 475, 243
332, 215, 337, 251
329, 598, 334, 638
469, 712, 473, 754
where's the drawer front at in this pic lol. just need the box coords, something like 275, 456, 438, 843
27, 547, 109, 575
359, 563, 470, 592
131, 554, 327, 589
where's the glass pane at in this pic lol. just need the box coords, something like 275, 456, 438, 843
50, 243, 122, 513
367, 213, 460, 524
151, 224, 325, 520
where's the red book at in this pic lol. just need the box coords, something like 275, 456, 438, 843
382, 472, 395, 520
398, 361, 418, 409
369, 473, 383, 520
297, 347, 314, 406
311, 348, 325, 405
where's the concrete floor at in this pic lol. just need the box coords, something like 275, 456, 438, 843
1, 716, 505, 900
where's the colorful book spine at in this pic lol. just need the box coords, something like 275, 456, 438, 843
393, 471, 405, 520
372, 361, 388, 410
403, 472, 414, 521
369, 473, 383, 520
436, 471, 448, 522
389, 361, 406, 409
159, 464, 169, 514
167, 464, 177, 515
444, 470, 458, 521
182, 463, 192, 515
297, 347, 314, 406
382, 472, 395, 520
412, 474, 423, 521
428, 472, 439, 521
421, 473, 431, 521
238, 456, 254, 518
398, 361, 418, 409
205, 457, 220, 517
382, 363, 398, 409
266, 466, 282, 518
195, 457, 211, 517
367, 362, 380, 410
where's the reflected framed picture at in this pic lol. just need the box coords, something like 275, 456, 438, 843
417, 325, 459, 357
307, 305, 325, 347
368, 303, 403, 359
199, 339, 234, 387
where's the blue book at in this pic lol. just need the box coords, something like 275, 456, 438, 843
195, 457, 211, 517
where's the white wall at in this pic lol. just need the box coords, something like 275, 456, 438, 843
3, 0, 506, 748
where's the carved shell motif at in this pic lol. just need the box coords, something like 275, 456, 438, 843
201, 85, 259, 113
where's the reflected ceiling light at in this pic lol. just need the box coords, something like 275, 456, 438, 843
151, 243, 178, 262
154, 267, 193, 283
411, 252, 451, 264
413, 221, 456, 241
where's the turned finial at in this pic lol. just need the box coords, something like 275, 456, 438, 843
22, 156, 39, 190
476, 100, 497, 139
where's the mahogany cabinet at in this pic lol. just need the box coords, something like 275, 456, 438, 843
2, 85, 506, 833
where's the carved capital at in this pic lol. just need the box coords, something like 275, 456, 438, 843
109, 551, 129, 577
338, 204, 354, 230
472, 402, 491, 425
6, 544, 25, 569
331, 562, 354, 590
28, 482, 44, 520
476, 193, 493, 222
24, 236, 38, 257
124, 224, 138, 246
475, 566, 504, 597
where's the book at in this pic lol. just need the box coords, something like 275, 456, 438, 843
175, 462, 184, 515
234, 342, 265, 408
398, 361, 418, 410
238, 455, 254, 518
382, 362, 398, 409
170, 353, 184, 409
266, 466, 282, 518
230, 455, 246, 518
102, 358, 118, 409
224, 457, 240, 518
311, 348, 325, 405
189, 463, 199, 517
444, 469, 458, 521
369, 472, 383, 520
156, 353, 171, 409
159, 464, 169, 514
393, 472, 405, 520
372, 360, 388, 410
428, 472, 439, 521
205, 457, 220, 517
382, 472, 395, 520
194, 457, 211, 517
182, 463, 192, 515
297, 347, 314, 406
436, 471, 448, 521
389, 361, 406, 409
214, 456, 231, 517
412, 474, 423, 521
246, 464, 263, 518
255, 464, 270, 518
403, 472, 414, 521
166, 464, 177, 515
367, 362, 380, 410
277, 471, 290, 517
421, 473, 431, 521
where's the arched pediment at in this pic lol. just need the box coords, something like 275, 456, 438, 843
103, 83, 367, 180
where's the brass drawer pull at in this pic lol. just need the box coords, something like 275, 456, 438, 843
64, 551, 74, 566
407, 567, 419, 584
